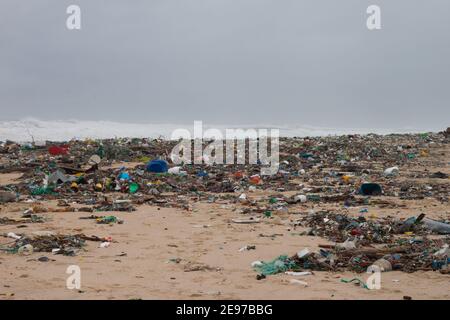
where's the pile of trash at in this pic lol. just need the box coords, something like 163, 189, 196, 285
0, 130, 447, 205
297, 211, 450, 245
254, 210, 450, 276
1, 232, 109, 256
297, 211, 395, 245
0, 129, 448, 263
253, 237, 449, 275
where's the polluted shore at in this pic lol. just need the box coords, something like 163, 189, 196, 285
0, 128, 449, 299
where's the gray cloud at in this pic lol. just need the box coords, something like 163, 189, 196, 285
1, 0, 449, 130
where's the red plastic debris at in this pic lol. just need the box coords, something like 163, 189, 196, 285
48, 145, 69, 156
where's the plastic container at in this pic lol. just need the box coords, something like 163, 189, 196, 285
48, 145, 69, 156
384, 166, 399, 177
249, 175, 261, 185
146, 160, 168, 173
367, 258, 392, 273
129, 182, 139, 194
18, 244, 34, 256
360, 183, 383, 196
423, 218, 450, 234
168, 166, 181, 174
294, 194, 307, 203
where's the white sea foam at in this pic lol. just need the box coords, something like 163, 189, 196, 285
0, 118, 432, 143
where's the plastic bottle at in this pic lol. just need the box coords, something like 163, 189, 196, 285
423, 218, 450, 234
7, 232, 21, 240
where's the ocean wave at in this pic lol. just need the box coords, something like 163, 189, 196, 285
0, 118, 428, 142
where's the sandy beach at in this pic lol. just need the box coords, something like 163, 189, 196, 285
0, 133, 449, 300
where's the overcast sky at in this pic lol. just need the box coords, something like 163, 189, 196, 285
0, 1, 449, 130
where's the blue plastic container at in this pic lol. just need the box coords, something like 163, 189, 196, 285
146, 160, 168, 173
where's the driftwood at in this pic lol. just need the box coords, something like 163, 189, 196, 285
319, 244, 410, 256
